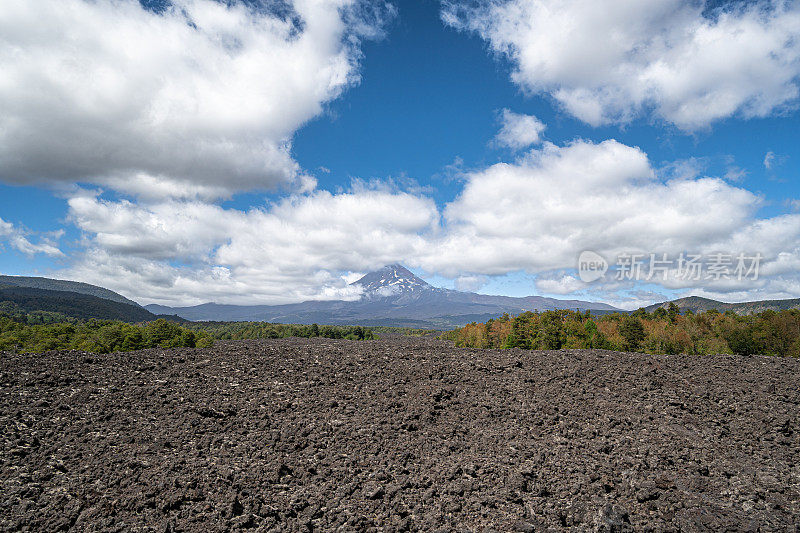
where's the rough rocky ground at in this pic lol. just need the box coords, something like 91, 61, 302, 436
1, 336, 799, 532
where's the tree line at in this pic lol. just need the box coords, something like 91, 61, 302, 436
0, 313, 376, 354
443, 305, 800, 357
184, 321, 376, 341
0, 316, 214, 354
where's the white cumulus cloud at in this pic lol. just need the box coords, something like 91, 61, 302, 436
535, 273, 585, 295
419, 137, 800, 302
0, 0, 388, 197
0, 216, 63, 257
424, 138, 759, 275
443, 0, 800, 130
494, 109, 546, 150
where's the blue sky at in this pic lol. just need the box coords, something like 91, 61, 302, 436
1, 0, 799, 308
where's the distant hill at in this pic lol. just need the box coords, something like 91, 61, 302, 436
0, 286, 156, 322
645, 296, 800, 315
0, 275, 140, 307
148, 264, 620, 328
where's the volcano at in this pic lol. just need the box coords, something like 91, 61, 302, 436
146, 265, 619, 328
353, 264, 432, 295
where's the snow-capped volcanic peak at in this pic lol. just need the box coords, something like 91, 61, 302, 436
352, 264, 431, 296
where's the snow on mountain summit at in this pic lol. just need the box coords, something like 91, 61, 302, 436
351, 264, 431, 296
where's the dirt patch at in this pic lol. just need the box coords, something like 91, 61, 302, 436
2, 337, 799, 531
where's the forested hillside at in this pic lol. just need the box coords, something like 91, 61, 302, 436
646, 296, 800, 315
0, 286, 155, 322
0, 275, 140, 306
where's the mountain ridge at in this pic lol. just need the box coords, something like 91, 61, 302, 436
7, 269, 799, 327
645, 295, 800, 315
0, 275, 140, 307
0, 285, 156, 322
146, 264, 620, 328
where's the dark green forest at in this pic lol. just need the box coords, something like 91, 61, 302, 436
0, 307, 376, 354
185, 321, 376, 341
0, 285, 156, 322
445, 305, 800, 357
0, 315, 214, 354
0, 286, 377, 354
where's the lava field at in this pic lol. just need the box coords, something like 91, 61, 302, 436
1, 336, 799, 531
